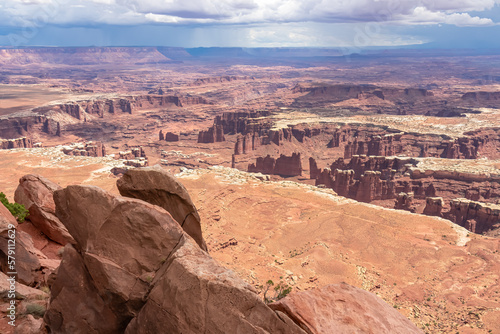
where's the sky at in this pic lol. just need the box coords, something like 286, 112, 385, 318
0, 0, 500, 50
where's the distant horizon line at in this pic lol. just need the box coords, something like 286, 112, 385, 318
2, 45, 500, 51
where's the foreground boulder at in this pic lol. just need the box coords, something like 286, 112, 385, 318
269, 283, 423, 334
117, 166, 207, 251
125, 234, 303, 334
45, 185, 303, 333
0, 204, 40, 285
14, 174, 74, 245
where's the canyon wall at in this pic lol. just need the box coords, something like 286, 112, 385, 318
330, 125, 500, 160
0, 136, 33, 149
198, 125, 225, 143
444, 198, 500, 234
311, 154, 500, 233
248, 153, 302, 177
61, 141, 106, 157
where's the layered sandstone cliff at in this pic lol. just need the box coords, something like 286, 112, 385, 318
61, 141, 106, 157
248, 153, 303, 177
0, 137, 33, 150
444, 198, 500, 234
198, 125, 225, 143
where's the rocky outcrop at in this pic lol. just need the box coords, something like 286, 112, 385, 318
409, 168, 500, 183
116, 166, 207, 251
0, 137, 33, 150
312, 155, 437, 203
269, 283, 423, 334
334, 155, 411, 179
312, 153, 500, 233
249, 153, 302, 177
212, 111, 274, 137
124, 159, 149, 168
42, 119, 61, 136
356, 171, 384, 203
61, 141, 106, 157
0, 116, 46, 140
329, 124, 500, 160
14, 175, 74, 245
394, 192, 417, 213
292, 83, 370, 101
164, 132, 179, 142
248, 155, 275, 175
34, 94, 210, 122
423, 197, 444, 217
293, 83, 434, 111
463, 127, 500, 159
330, 169, 354, 196
118, 147, 147, 160
344, 133, 404, 159
118, 147, 149, 167
309, 157, 320, 180
45, 242, 128, 333
13, 314, 45, 334
124, 237, 304, 334
0, 204, 41, 286
198, 125, 225, 143
37, 99, 133, 120
290, 125, 321, 143
268, 128, 293, 146
462, 91, 500, 102
234, 132, 262, 155
133, 95, 209, 109
444, 198, 500, 234
275, 153, 303, 177
148, 87, 165, 95
45, 184, 304, 333
193, 75, 254, 85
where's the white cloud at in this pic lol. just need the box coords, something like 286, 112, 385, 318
394, 6, 495, 26
0, 0, 498, 27
244, 22, 427, 48
444, 12, 494, 26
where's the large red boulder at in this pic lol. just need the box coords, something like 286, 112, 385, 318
125, 235, 304, 334
14, 174, 74, 245
0, 204, 41, 286
45, 184, 302, 333
116, 166, 207, 251
269, 283, 423, 334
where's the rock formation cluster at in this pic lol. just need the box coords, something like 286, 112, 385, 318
310, 154, 500, 233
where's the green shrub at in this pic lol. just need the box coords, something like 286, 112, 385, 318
25, 303, 46, 318
0, 192, 29, 223
261, 280, 292, 304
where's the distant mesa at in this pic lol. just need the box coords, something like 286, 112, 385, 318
192, 75, 255, 86
0, 47, 176, 66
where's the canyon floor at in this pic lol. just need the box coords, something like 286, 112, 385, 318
1, 47, 500, 333
0, 148, 499, 333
